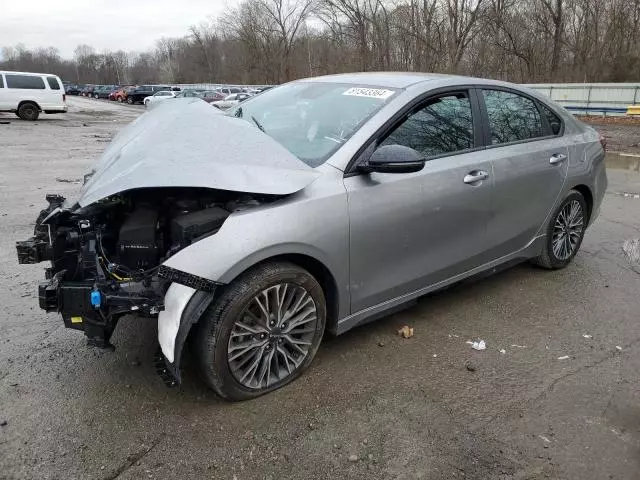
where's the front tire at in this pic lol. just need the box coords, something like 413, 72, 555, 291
195, 262, 326, 401
534, 190, 587, 269
17, 102, 39, 121
127, 97, 133, 105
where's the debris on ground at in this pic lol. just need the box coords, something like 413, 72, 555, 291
348, 454, 359, 462
499, 349, 506, 354
466, 340, 486, 351
55, 177, 82, 184
622, 239, 640, 270
377, 341, 385, 347
583, 334, 593, 339
539, 435, 551, 444
557, 355, 570, 360
0, 420, 7, 427
397, 326, 414, 338
465, 361, 476, 372
616, 346, 623, 351
511, 344, 527, 348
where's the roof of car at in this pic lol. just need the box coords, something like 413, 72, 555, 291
0, 70, 61, 77
298, 72, 459, 89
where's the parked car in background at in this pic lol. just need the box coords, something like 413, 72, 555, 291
144, 90, 177, 106
16, 73, 607, 400
94, 85, 119, 99
107, 86, 122, 101
65, 84, 83, 95
0, 70, 67, 120
175, 89, 206, 99
210, 92, 252, 109
210, 86, 243, 101
127, 85, 172, 104
199, 91, 220, 103
111, 86, 136, 102
81, 85, 95, 97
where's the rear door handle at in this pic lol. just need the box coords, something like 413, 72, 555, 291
549, 153, 568, 165
463, 170, 489, 185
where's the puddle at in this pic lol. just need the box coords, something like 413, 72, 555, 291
606, 152, 640, 172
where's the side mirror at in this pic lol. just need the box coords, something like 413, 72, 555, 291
358, 144, 426, 174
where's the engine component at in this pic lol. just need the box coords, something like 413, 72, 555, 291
117, 207, 159, 270
171, 207, 229, 246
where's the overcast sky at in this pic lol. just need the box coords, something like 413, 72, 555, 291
1, 0, 238, 59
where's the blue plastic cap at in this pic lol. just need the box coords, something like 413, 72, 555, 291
90, 290, 102, 308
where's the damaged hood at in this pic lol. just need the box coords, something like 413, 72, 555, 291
77, 98, 320, 206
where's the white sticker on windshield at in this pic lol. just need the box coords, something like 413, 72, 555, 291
342, 87, 394, 99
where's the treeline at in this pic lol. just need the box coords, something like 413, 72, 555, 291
2, 0, 640, 86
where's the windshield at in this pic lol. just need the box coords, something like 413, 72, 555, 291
226, 82, 398, 167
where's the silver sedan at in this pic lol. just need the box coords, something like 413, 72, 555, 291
18, 73, 607, 400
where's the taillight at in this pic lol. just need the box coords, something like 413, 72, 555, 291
598, 132, 607, 151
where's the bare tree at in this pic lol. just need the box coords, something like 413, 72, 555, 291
2, 0, 640, 85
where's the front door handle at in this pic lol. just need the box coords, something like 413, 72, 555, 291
549, 153, 568, 165
463, 170, 489, 185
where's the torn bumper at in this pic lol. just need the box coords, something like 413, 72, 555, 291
157, 284, 215, 385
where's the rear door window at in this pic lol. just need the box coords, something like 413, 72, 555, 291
0, 75, 4, 88
381, 92, 475, 158
482, 89, 544, 144
46, 77, 61, 90
5, 74, 46, 90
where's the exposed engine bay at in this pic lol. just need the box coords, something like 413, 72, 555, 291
16, 188, 271, 350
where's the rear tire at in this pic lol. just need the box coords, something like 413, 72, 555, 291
533, 190, 587, 269
17, 102, 39, 121
94, 93, 99, 99
195, 262, 326, 401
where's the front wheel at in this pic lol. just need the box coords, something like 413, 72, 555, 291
533, 190, 588, 269
127, 97, 133, 104
195, 262, 326, 401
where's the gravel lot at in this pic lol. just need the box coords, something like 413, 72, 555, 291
579, 116, 640, 155
1, 97, 639, 480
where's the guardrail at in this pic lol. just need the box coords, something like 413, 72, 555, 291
525, 83, 640, 116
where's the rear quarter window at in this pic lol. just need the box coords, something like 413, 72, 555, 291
46, 77, 61, 90
0, 75, 4, 88
6, 74, 46, 90
540, 103, 563, 135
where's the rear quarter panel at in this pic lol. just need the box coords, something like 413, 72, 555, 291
561, 118, 607, 224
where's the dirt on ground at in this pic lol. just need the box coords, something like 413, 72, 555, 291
578, 116, 640, 155
1, 98, 640, 480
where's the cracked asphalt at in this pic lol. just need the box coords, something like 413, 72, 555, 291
1, 98, 639, 480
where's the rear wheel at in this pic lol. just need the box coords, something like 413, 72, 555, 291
17, 102, 39, 121
94, 93, 99, 99
127, 97, 134, 105
534, 190, 587, 269
195, 262, 326, 401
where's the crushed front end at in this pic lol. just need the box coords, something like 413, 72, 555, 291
16, 189, 237, 351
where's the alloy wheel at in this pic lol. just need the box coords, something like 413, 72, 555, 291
227, 283, 318, 390
552, 199, 584, 260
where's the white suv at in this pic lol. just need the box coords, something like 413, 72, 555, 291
0, 71, 68, 121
